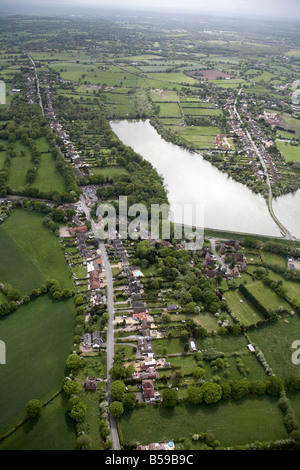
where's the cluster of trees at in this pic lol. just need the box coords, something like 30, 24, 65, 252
0, 278, 74, 317
108, 380, 137, 419
186, 375, 285, 406
109, 347, 135, 381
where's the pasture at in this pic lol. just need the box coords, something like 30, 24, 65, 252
0, 294, 75, 437
0, 209, 74, 293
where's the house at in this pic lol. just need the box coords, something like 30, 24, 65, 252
132, 301, 147, 314
189, 338, 197, 352
138, 337, 154, 356
92, 331, 101, 348
142, 380, 161, 404
69, 225, 88, 237
84, 377, 98, 391
83, 333, 92, 348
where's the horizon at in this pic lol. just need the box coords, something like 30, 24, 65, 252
1, 0, 300, 21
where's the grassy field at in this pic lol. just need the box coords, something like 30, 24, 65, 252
224, 290, 264, 326
158, 102, 181, 118
246, 280, 291, 311
276, 141, 300, 162
0, 394, 76, 450
0, 209, 74, 293
247, 315, 300, 377
91, 165, 129, 177
33, 152, 66, 193
7, 141, 34, 189
119, 397, 287, 448
0, 294, 75, 437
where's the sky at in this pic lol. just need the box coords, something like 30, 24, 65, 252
1, 0, 300, 20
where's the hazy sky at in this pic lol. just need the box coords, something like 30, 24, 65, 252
2, 0, 300, 19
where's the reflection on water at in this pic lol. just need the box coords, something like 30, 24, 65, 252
111, 119, 299, 238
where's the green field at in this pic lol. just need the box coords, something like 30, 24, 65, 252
0, 394, 76, 450
0, 209, 74, 293
7, 141, 34, 189
224, 290, 264, 326
33, 153, 66, 193
247, 315, 300, 377
0, 294, 75, 437
119, 397, 287, 448
246, 280, 291, 311
276, 141, 300, 162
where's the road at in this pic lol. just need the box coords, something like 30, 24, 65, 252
79, 196, 121, 450
28, 55, 44, 115
234, 89, 294, 240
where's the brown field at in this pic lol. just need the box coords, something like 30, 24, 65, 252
186, 69, 234, 80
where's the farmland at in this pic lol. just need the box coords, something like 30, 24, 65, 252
0, 209, 74, 293
0, 294, 76, 438
0, 6, 300, 453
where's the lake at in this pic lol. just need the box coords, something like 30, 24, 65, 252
111, 119, 300, 239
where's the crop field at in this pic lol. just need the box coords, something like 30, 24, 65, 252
150, 90, 179, 102
0, 209, 74, 293
158, 102, 181, 117
181, 106, 223, 116
169, 125, 220, 148
0, 294, 75, 438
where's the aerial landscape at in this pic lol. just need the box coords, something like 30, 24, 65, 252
1, 0, 300, 456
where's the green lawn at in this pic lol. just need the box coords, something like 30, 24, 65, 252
0, 294, 75, 437
119, 397, 287, 448
0, 209, 74, 293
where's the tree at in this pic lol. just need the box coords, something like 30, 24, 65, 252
77, 434, 92, 450
250, 380, 266, 395
230, 380, 250, 400
122, 392, 136, 411
192, 367, 206, 379
66, 353, 82, 370
266, 376, 283, 397
162, 388, 178, 407
69, 400, 87, 421
201, 382, 222, 404
25, 399, 42, 418
187, 386, 203, 404
110, 380, 126, 402
7, 288, 22, 301
63, 379, 80, 395
109, 401, 124, 419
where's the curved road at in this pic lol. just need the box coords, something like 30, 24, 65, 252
234, 90, 294, 240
